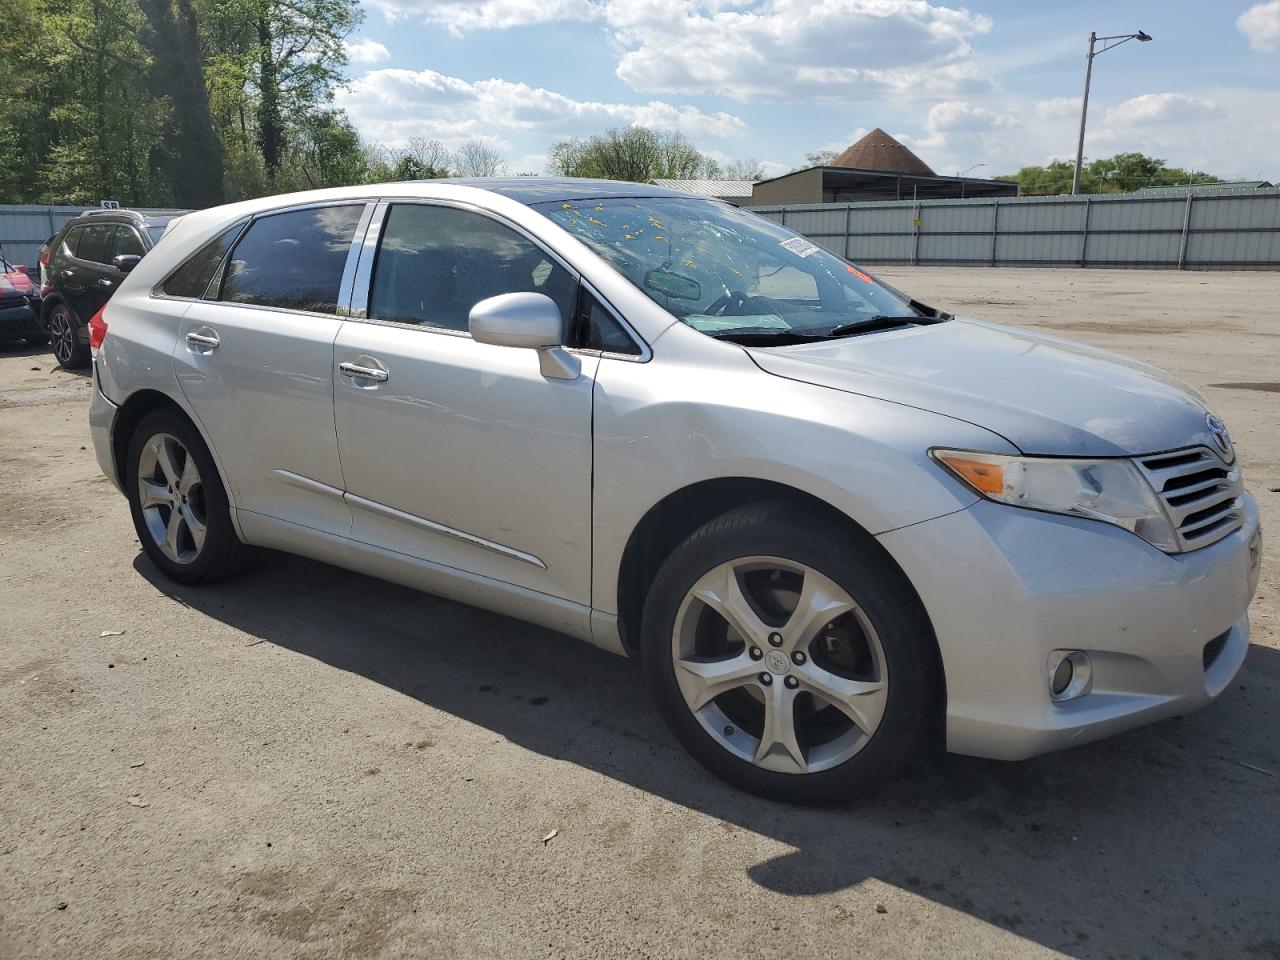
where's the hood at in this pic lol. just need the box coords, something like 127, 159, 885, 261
748, 318, 1221, 458
0, 270, 34, 295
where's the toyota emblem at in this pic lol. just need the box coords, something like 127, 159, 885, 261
1206, 413, 1231, 457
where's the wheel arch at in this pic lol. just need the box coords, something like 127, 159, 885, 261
111, 390, 240, 534
39, 293, 66, 325
615, 477, 944, 696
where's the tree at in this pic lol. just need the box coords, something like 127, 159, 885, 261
996, 153, 1224, 196
139, 0, 225, 206
451, 139, 505, 177
548, 127, 720, 182
721, 157, 767, 181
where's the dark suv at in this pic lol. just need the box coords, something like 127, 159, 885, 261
42, 209, 180, 368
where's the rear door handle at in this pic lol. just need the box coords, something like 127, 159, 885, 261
96, 278, 114, 288
338, 361, 389, 382
185, 329, 220, 350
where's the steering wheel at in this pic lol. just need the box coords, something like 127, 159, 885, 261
706, 290, 750, 316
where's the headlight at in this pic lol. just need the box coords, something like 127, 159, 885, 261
932, 449, 1178, 551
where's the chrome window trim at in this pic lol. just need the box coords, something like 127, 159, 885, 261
343, 200, 388, 319
337, 203, 377, 316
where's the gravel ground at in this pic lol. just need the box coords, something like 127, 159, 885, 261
1, 267, 1278, 960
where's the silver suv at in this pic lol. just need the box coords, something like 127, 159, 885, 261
89, 179, 1262, 803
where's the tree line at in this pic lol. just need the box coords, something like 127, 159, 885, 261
0, 0, 517, 207
994, 153, 1225, 195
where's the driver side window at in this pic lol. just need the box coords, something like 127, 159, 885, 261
368, 204, 577, 333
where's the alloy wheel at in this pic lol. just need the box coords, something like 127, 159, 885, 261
50, 308, 75, 365
136, 433, 207, 564
671, 556, 888, 774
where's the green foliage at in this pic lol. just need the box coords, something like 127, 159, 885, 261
548, 127, 721, 182
997, 153, 1224, 196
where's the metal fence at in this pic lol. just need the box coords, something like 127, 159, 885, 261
0, 205, 185, 268
752, 188, 1280, 270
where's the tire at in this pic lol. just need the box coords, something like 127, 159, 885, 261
641, 502, 939, 804
48, 303, 89, 369
126, 408, 252, 585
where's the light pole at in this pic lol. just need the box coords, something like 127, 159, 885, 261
957, 163, 986, 198
1071, 30, 1152, 195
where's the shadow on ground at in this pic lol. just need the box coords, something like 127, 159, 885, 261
136, 549, 1280, 959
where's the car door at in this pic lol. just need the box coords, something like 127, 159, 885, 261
173, 202, 371, 537
61, 222, 116, 320
333, 200, 597, 603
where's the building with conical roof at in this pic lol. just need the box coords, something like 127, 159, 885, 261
751, 127, 1016, 206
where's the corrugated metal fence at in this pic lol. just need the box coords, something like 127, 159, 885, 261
0, 205, 184, 267
752, 189, 1280, 270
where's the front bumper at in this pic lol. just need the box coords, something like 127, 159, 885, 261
879, 493, 1262, 760
89, 365, 123, 495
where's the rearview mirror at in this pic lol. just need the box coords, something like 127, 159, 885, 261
469, 292, 580, 381
113, 253, 142, 273
644, 268, 701, 302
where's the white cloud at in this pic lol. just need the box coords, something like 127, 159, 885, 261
364, 0, 598, 30
1105, 93, 1221, 126
926, 100, 1013, 133
1237, 0, 1280, 52
337, 67, 747, 152
606, 0, 995, 102
346, 37, 391, 63
358, 0, 994, 101
1034, 96, 1080, 119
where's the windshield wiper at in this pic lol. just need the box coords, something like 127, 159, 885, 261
825, 315, 923, 338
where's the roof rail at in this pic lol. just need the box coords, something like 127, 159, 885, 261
78, 208, 144, 220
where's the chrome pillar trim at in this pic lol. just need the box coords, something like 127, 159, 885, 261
337, 202, 377, 317
346, 201, 389, 320
345, 492, 548, 570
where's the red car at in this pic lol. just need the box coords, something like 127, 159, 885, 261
0, 253, 45, 347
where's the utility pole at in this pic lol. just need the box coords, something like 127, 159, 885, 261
1071, 30, 1152, 195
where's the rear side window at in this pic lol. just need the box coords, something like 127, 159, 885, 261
76, 223, 115, 263
160, 223, 246, 299
61, 225, 84, 258
219, 205, 365, 314
368, 203, 576, 332
113, 226, 146, 258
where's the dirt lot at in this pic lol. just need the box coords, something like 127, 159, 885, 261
2, 267, 1278, 960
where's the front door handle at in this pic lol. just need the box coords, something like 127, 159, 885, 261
339, 361, 389, 382
185, 329, 220, 350
96, 277, 114, 289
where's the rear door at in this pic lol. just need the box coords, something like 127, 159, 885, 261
173, 202, 371, 536
60, 222, 116, 320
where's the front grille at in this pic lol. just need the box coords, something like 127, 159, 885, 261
1136, 446, 1244, 552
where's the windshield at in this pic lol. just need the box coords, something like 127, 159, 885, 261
533, 196, 926, 342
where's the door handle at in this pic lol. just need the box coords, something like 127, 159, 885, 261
185, 330, 220, 350
338, 361, 389, 382
96, 278, 114, 288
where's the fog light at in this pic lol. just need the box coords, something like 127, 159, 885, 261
1048, 650, 1092, 702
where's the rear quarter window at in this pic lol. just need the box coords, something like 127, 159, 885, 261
159, 223, 246, 300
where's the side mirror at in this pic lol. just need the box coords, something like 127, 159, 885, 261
469, 292, 580, 381
113, 253, 142, 273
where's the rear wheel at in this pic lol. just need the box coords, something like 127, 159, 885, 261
642, 503, 938, 804
126, 409, 252, 584
48, 303, 88, 369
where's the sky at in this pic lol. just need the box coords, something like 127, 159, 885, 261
336, 0, 1280, 181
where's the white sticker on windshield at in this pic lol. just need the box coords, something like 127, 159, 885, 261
779, 236, 819, 258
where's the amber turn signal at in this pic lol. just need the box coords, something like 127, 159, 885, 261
935, 452, 1006, 495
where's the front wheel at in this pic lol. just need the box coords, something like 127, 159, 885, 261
641, 503, 939, 804
126, 409, 252, 584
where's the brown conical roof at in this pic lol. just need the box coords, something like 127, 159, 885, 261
829, 128, 935, 176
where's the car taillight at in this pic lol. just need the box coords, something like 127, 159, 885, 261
88, 306, 108, 354
38, 246, 50, 266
